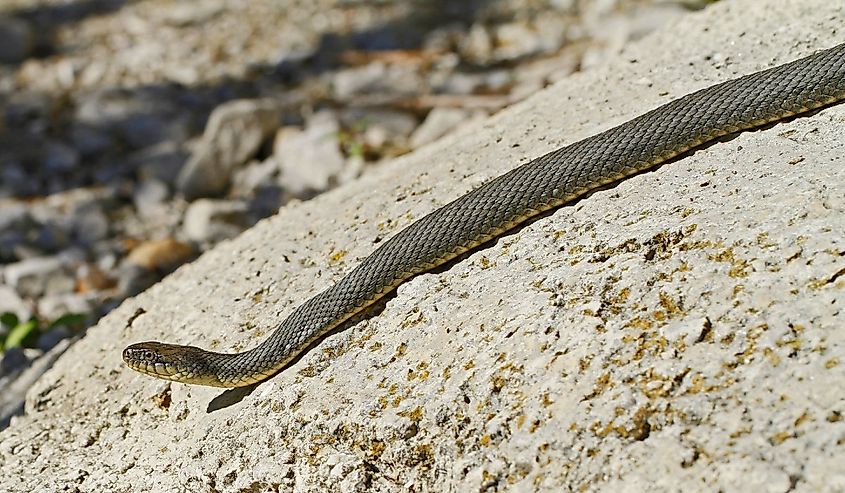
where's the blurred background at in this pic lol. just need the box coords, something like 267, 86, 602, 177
0, 0, 713, 425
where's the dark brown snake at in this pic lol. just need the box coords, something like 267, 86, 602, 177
123, 43, 845, 387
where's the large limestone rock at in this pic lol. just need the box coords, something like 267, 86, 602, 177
1, 1, 843, 492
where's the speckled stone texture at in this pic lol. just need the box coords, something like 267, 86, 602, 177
1, 0, 843, 492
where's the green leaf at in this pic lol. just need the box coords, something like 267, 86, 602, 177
0, 312, 21, 351
5, 319, 40, 349
48, 313, 87, 330
0, 312, 19, 329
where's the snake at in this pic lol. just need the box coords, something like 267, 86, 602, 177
123, 43, 845, 387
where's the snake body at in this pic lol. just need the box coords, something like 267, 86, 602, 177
124, 43, 845, 387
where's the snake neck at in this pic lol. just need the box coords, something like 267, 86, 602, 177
203, 346, 280, 387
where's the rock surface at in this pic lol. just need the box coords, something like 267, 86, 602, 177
1, 1, 844, 492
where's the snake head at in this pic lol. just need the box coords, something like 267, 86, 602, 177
122, 341, 231, 387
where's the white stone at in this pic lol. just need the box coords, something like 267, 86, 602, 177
177, 99, 281, 199
409, 107, 471, 149
182, 199, 250, 244
274, 110, 345, 197
3, 256, 70, 298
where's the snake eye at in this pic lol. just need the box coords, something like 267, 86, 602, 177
144, 350, 155, 361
